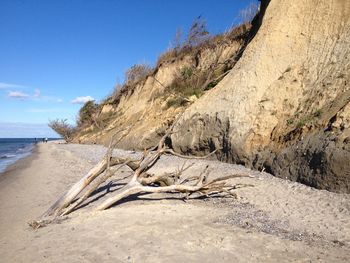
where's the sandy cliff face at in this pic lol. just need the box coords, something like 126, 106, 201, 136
171, 0, 350, 192
76, 31, 246, 149
76, 0, 350, 192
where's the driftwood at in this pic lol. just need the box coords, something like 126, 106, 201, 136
29, 123, 253, 229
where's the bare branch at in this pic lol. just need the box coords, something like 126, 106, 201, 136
35, 116, 253, 228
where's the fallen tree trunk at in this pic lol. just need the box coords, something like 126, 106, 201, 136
61, 163, 132, 216
41, 158, 109, 218
96, 172, 250, 211
31, 121, 253, 229
41, 155, 142, 218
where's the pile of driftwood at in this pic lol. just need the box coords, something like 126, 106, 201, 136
29, 126, 251, 229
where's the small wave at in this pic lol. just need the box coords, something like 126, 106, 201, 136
17, 147, 26, 152
16, 144, 34, 153
0, 154, 17, 159
0, 140, 36, 174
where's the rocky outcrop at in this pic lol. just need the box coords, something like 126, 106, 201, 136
171, 0, 350, 192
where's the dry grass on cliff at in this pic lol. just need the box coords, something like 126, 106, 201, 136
156, 23, 250, 68
82, 20, 253, 136
162, 25, 251, 109
103, 63, 155, 107
104, 22, 251, 110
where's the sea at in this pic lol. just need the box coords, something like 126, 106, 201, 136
0, 138, 56, 173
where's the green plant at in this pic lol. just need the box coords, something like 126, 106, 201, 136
190, 88, 203, 98
296, 119, 306, 129
296, 116, 312, 129
78, 100, 99, 127
205, 82, 216, 90
286, 118, 294, 125
313, 109, 323, 118
181, 67, 194, 79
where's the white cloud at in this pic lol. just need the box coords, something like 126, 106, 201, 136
34, 89, 41, 97
71, 96, 94, 104
8, 91, 30, 99
0, 82, 26, 89
3, 85, 63, 103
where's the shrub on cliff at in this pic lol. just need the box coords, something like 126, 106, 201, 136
77, 100, 100, 127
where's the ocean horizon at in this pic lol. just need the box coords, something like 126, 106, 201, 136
0, 138, 59, 173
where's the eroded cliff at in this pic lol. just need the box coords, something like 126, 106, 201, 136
75, 24, 250, 149
172, 0, 350, 192
75, 0, 350, 192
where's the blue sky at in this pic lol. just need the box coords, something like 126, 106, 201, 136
0, 0, 257, 138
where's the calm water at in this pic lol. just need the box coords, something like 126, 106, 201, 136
0, 138, 56, 173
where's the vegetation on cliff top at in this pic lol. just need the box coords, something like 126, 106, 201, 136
50, 3, 259, 141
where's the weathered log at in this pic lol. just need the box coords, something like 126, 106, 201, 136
96, 172, 251, 211
60, 164, 131, 216
41, 158, 109, 218
33, 117, 254, 229
42, 156, 141, 218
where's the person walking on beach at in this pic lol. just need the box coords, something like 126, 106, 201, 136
45, 138, 48, 143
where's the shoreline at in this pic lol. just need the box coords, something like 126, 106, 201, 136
0, 139, 64, 182
0, 144, 39, 183
0, 142, 349, 262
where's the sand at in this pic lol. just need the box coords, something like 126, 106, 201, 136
0, 142, 349, 262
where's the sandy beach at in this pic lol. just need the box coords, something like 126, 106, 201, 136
0, 142, 349, 262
